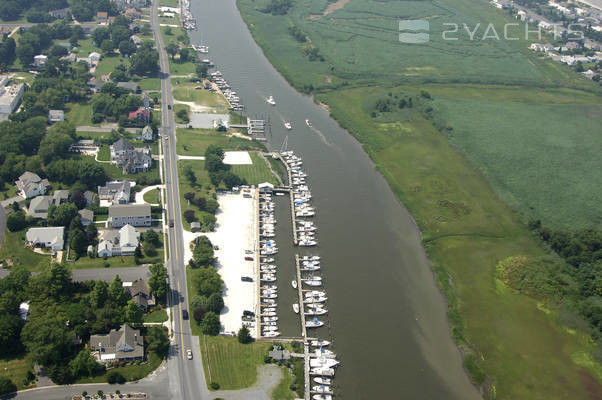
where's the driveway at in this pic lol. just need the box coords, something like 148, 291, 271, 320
1, 195, 24, 208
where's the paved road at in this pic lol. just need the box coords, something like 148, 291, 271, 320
150, 0, 211, 398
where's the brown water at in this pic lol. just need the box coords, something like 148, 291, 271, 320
188, 1, 481, 398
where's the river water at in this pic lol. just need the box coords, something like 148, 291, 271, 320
188, 1, 481, 398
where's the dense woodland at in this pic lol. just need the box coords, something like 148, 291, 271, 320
0, 264, 169, 391
0, 0, 121, 22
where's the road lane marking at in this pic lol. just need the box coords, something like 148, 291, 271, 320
178, 281, 185, 360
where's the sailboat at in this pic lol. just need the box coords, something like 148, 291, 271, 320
266, 95, 276, 105
284, 121, 292, 130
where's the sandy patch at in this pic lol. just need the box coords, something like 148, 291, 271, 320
223, 151, 252, 165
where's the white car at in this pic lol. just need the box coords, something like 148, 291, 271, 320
187, 349, 193, 360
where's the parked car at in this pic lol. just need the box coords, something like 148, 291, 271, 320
244, 256, 253, 261
213, 245, 219, 250
241, 276, 253, 282
245, 250, 253, 255
243, 310, 255, 317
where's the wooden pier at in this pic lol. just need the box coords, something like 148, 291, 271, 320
255, 188, 261, 339
280, 157, 298, 245
295, 254, 307, 339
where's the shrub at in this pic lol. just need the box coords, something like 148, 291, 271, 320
107, 371, 126, 384
209, 381, 220, 390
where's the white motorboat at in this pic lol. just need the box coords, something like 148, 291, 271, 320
310, 368, 334, 377
293, 303, 300, 314
313, 377, 331, 385
262, 298, 276, 304
263, 326, 278, 331
263, 284, 277, 290
261, 275, 276, 282
263, 331, 280, 338
299, 239, 318, 246
261, 289, 277, 296
262, 321, 277, 326
302, 255, 320, 261
262, 311, 277, 317
312, 394, 332, 400
306, 307, 327, 316
310, 339, 330, 347
292, 280, 298, 289
266, 96, 276, 105
304, 296, 327, 304
301, 265, 321, 272
262, 307, 276, 312
304, 279, 322, 287
306, 119, 312, 127
303, 276, 322, 282
261, 257, 274, 263
305, 290, 326, 297
261, 293, 278, 299
315, 348, 336, 358
310, 357, 339, 368
284, 121, 292, 130
306, 318, 324, 328
263, 316, 278, 322
261, 266, 277, 272
312, 385, 332, 394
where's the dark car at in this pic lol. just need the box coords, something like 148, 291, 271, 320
243, 310, 255, 317
168, 104, 172, 110
244, 256, 253, 261
182, 309, 189, 320
169, 219, 174, 228
241, 276, 253, 282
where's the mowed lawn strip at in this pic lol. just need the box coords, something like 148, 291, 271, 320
200, 335, 271, 390
231, 152, 279, 185
0, 354, 34, 390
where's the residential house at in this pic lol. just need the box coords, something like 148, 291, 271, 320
128, 108, 150, 125
97, 224, 140, 256
28, 196, 52, 219
90, 325, 144, 362
125, 8, 142, 20
49, 8, 70, 19
84, 190, 96, 206
89, 52, 101, 64
108, 204, 151, 228
26, 227, 65, 252
97, 12, 108, 24
15, 171, 49, 198
269, 346, 291, 361
190, 222, 201, 232
110, 139, 152, 174
141, 92, 151, 110
33, 55, 48, 67
48, 109, 65, 122
61, 53, 77, 63
0, 83, 25, 114
141, 125, 153, 141
584, 39, 601, 51
78, 209, 94, 226
131, 35, 142, 46
98, 180, 133, 204
52, 189, 70, 205
123, 280, 155, 311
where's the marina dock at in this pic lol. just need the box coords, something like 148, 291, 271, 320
254, 188, 261, 339
295, 254, 307, 339
279, 155, 299, 245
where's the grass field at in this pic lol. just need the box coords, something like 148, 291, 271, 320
143, 188, 161, 204
144, 308, 168, 323
74, 38, 98, 57
95, 54, 129, 76
271, 367, 295, 400
159, 0, 178, 6
173, 103, 190, 123
65, 103, 95, 127
0, 231, 50, 271
176, 129, 263, 156
172, 85, 229, 108
135, 77, 161, 91
177, 160, 215, 230
0, 354, 34, 390
231, 152, 279, 185
200, 335, 272, 390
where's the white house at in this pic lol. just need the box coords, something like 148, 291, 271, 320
26, 227, 65, 252
108, 204, 151, 228
89, 52, 101, 63
15, 171, 49, 198
97, 224, 140, 257
0, 83, 25, 114
33, 55, 48, 67
141, 125, 153, 141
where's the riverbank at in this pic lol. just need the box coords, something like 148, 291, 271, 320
235, 1, 602, 400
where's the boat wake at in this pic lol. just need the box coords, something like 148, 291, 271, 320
308, 126, 337, 150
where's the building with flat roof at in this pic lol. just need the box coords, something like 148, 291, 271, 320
0, 83, 25, 114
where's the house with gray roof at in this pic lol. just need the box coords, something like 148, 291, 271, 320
78, 209, 94, 226
16, 171, 49, 198
28, 196, 52, 219
110, 139, 152, 174
97, 224, 140, 256
116, 82, 140, 93
48, 109, 64, 123
53, 189, 70, 205
90, 325, 144, 362
26, 227, 64, 252
108, 204, 151, 228
123, 280, 155, 311
98, 180, 133, 204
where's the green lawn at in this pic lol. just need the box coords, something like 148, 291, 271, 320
97, 144, 110, 161
271, 367, 295, 400
176, 129, 263, 156
135, 77, 161, 91
168, 59, 198, 76
144, 308, 168, 323
200, 335, 272, 390
159, 0, 179, 7
73, 38, 98, 57
77, 352, 162, 383
172, 85, 229, 108
69, 236, 164, 269
95, 54, 129, 76
173, 103, 190, 124
65, 103, 95, 127
143, 188, 161, 204
177, 160, 214, 231
0, 231, 50, 271
0, 354, 34, 390
231, 152, 279, 185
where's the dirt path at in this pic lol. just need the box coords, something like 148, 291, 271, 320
309, 0, 351, 18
